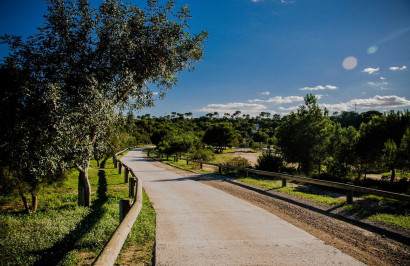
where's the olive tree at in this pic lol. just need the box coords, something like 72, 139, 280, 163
0, 63, 67, 213
1, 0, 207, 206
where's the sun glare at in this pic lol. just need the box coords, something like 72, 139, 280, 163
342, 56, 358, 70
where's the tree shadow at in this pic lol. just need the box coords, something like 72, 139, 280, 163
33, 160, 108, 265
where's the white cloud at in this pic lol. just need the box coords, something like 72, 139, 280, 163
249, 95, 304, 104
251, 0, 262, 2
389, 65, 407, 71
278, 105, 299, 111
259, 91, 270, 96
367, 81, 388, 90
321, 95, 410, 112
152, 92, 159, 96
325, 85, 337, 90
197, 102, 269, 116
299, 85, 338, 91
380, 77, 386, 80
362, 67, 379, 74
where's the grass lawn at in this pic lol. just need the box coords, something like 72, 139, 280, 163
0, 157, 155, 265
149, 151, 409, 231
237, 176, 410, 230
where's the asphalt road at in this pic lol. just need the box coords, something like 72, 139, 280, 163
121, 149, 363, 265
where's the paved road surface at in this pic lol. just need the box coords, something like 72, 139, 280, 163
121, 149, 363, 265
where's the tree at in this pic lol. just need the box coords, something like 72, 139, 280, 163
158, 131, 198, 157
252, 130, 269, 143
203, 123, 238, 153
382, 139, 398, 182
398, 128, 410, 174
275, 94, 333, 175
232, 110, 241, 119
325, 125, 357, 179
0, 64, 67, 213
1, 0, 207, 206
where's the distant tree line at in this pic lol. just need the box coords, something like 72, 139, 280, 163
122, 94, 409, 186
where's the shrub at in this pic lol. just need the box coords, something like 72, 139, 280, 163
189, 147, 215, 162
256, 152, 284, 172
221, 157, 251, 175
324, 157, 350, 179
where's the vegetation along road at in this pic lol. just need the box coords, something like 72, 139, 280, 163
121, 149, 364, 265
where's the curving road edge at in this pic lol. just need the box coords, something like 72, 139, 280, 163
121, 149, 363, 265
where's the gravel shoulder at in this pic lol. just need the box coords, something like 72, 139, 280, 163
143, 153, 410, 266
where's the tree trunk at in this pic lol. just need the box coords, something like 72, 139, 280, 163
30, 191, 38, 213
78, 166, 91, 207
96, 159, 100, 168
390, 168, 396, 183
21, 193, 31, 214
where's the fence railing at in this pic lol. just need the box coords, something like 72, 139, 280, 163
151, 150, 410, 204
93, 147, 142, 266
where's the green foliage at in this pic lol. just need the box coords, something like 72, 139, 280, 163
275, 94, 334, 175
189, 147, 215, 161
0, 158, 156, 265
1, 0, 207, 206
256, 152, 284, 172
157, 131, 203, 159
382, 139, 398, 182
203, 123, 238, 153
252, 130, 269, 143
221, 157, 251, 175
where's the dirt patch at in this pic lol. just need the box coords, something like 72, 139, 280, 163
144, 153, 410, 266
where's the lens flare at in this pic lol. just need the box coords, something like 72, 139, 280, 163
342, 56, 358, 70
367, 46, 378, 54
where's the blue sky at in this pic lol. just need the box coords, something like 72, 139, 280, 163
1, 0, 409, 117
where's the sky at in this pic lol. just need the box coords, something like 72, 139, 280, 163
1, 0, 410, 117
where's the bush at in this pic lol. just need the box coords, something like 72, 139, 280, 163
221, 157, 251, 175
256, 152, 284, 172
189, 147, 215, 161
324, 157, 350, 179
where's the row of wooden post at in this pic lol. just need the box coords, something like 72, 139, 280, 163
113, 153, 138, 222
155, 152, 356, 204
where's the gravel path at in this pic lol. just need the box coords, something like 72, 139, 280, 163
143, 151, 410, 266
122, 149, 363, 265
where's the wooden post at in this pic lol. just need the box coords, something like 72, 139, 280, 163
129, 178, 136, 198
219, 166, 222, 174
186, 159, 189, 165
246, 171, 249, 177
282, 178, 287, 187
124, 168, 129, 183
113, 157, 118, 168
118, 162, 122, 174
200, 161, 203, 169
119, 199, 131, 222
346, 190, 353, 204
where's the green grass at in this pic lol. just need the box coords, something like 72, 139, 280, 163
237, 176, 410, 230
380, 171, 410, 179
237, 177, 345, 206
0, 157, 156, 265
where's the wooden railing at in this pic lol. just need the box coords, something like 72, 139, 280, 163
152, 150, 410, 204
93, 147, 142, 266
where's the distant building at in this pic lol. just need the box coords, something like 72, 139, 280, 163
253, 124, 259, 133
